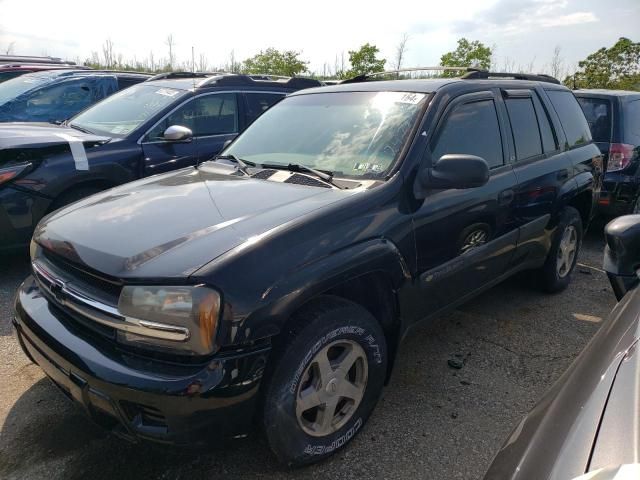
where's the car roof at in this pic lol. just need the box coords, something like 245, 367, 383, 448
289, 77, 569, 96
19, 69, 151, 81
145, 74, 320, 92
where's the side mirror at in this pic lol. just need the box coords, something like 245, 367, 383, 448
417, 154, 489, 194
604, 214, 640, 300
163, 125, 193, 142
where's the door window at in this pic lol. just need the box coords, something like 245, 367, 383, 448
245, 92, 284, 125
431, 99, 504, 169
505, 97, 543, 161
547, 90, 592, 148
146, 93, 238, 141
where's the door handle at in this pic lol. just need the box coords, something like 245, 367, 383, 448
498, 189, 514, 205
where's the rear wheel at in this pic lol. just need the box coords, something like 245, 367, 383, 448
536, 206, 582, 293
262, 296, 387, 466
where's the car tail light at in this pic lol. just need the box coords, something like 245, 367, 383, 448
607, 143, 635, 172
0, 162, 31, 186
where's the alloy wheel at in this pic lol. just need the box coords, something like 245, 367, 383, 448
295, 339, 368, 437
556, 225, 578, 278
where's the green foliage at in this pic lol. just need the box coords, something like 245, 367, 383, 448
342, 43, 386, 79
440, 38, 492, 76
241, 48, 309, 76
565, 37, 640, 90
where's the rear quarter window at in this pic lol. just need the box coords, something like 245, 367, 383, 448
547, 90, 592, 148
576, 97, 612, 143
624, 100, 640, 144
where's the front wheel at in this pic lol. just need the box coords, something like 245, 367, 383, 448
536, 206, 582, 293
262, 296, 387, 467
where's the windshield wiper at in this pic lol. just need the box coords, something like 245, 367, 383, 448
66, 122, 93, 135
261, 163, 343, 189
214, 154, 256, 176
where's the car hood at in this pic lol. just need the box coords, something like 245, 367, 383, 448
34, 165, 357, 279
0, 122, 109, 156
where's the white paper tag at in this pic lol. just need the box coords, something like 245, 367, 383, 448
56, 133, 89, 170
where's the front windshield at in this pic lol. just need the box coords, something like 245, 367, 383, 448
224, 91, 427, 177
0, 72, 53, 105
70, 84, 186, 138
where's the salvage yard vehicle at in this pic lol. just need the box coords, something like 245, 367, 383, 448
575, 90, 640, 217
0, 69, 150, 122
483, 214, 640, 480
0, 73, 320, 250
13, 68, 602, 466
0, 63, 87, 84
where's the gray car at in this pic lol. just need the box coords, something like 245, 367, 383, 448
483, 215, 640, 480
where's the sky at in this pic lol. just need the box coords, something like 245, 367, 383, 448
0, 0, 638, 76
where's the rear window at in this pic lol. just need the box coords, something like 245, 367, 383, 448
624, 100, 640, 144
576, 97, 612, 143
547, 90, 592, 148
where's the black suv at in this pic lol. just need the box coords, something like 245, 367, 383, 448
0, 73, 321, 250
13, 69, 602, 466
575, 89, 640, 216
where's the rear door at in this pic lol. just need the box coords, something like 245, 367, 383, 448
506, 88, 581, 267
141, 92, 239, 173
412, 90, 519, 313
576, 95, 614, 159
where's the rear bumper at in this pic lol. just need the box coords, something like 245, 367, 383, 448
596, 173, 640, 217
13, 275, 269, 446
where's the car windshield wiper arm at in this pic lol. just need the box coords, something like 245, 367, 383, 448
261, 163, 343, 189
214, 154, 256, 176
66, 122, 93, 135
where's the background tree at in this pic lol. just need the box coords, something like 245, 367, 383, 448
567, 37, 640, 90
165, 34, 175, 70
392, 33, 410, 76
343, 43, 386, 78
548, 45, 564, 79
440, 38, 492, 76
242, 48, 308, 76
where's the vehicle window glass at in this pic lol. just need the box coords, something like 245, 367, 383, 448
245, 93, 284, 124
224, 91, 427, 177
532, 94, 557, 153
624, 99, 640, 144
27, 81, 93, 108
431, 99, 503, 169
505, 97, 542, 161
576, 97, 612, 143
146, 93, 238, 140
0, 71, 29, 83
0, 72, 53, 105
547, 90, 592, 148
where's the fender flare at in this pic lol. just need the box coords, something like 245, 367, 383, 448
239, 238, 411, 341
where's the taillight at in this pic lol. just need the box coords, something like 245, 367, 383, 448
607, 143, 635, 172
0, 162, 32, 185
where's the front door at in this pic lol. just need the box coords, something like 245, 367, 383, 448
412, 91, 519, 314
141, 92, 239, 175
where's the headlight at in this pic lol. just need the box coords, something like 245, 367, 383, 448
117, 285, 220, 355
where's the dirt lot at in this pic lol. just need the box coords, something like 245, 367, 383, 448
0, 225, 617, 480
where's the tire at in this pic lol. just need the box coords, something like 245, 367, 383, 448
48, 186, 104, 213
536, 206, 582, 293
262, 295, 387, 467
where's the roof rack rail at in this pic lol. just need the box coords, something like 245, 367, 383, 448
0, 55, 76, 65
341, 66, 475, 84
200, 74, 321, 90
461, 70, 561, 84
145, 71, 224, 82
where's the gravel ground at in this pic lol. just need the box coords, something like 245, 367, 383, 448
0, 224, 617, 480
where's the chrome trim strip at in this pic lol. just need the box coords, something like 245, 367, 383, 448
32, 261, 190, 342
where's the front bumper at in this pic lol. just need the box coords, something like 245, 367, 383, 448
13, 275, 269, 446
0, 186, 50, 251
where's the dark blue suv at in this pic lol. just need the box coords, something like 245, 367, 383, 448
0, 73, 321, 250
0, 69, 151, 123
575, 90, 640, 216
